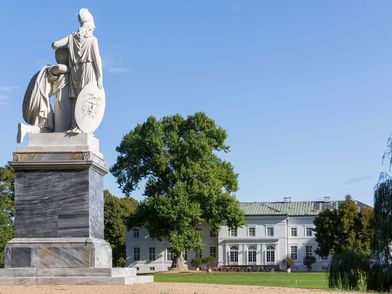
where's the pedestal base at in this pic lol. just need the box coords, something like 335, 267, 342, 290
8, 133, 111, 269
0, 268, 154, 285
5, 238, 112, 268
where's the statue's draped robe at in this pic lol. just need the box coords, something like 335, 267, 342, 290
68, 33, 100, 98
23, 66, 54, 130
22, 66, 69, 131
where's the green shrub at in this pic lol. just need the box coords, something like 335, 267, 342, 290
282, 257, 295, 269
190, 257, 202, 268
202, 256, 216, 267
328, 250, 369, 291
303, 256, 316, 269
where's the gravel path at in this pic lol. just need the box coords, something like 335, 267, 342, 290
0, 283, 370, 294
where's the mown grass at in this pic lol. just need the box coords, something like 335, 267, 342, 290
154, 272, 329, 289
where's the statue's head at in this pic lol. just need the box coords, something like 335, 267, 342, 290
78, 8, 95, 32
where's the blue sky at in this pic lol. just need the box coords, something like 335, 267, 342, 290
1, 1, 392, 205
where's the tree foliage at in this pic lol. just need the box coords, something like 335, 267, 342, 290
373, 178, 392, 263
328, 250, 369, 291
367, 262, 392, 292
0, 165, 15, 267
314, 195, 373, 257
104, 190, 138, 267
111, 112, 244, 269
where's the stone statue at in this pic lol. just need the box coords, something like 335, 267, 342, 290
17, 8, 105, 143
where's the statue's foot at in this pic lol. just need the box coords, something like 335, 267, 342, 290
17, 123, 27, 144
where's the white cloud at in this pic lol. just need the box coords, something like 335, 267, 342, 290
0, 94, 9, 105
0, 86, 18, 92
108, 67, 130, 74
102, 53, 132, 75
0, 86, 18, 105
344, 174, 375, 185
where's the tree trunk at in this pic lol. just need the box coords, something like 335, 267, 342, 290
170, 252, 187, 271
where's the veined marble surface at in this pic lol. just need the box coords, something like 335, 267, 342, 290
5, 238, 112, 268
7, 133, 111, 269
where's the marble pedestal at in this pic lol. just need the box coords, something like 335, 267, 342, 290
0, 267, 153, 285
1, 133, 153, 284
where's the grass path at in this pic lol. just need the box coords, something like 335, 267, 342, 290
154, 272, 329, 289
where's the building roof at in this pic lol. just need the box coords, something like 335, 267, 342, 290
240, 199, 369, 216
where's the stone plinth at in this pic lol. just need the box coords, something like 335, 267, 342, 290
0, 268, 153, 285
6, 133, 111, 268
0, 133, 153, 284
5, 238, 111, 268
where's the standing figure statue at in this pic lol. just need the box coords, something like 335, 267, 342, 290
17, 8, 105, 143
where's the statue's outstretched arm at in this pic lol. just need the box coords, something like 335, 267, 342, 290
52, 36, 69, 49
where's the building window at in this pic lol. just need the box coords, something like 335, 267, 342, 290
266, 245, 275, 262
229, 227, 238, 237
183, 251, 188, 261
321, 256, 328, 260
291, 227, 297, 237
133, 228, 140, 238
306, 246, 313, 257
149, 267, 155, 271
195, 249, 202, 259
166, 247, 173, 261
210, 230, 218, 237
133, 247, 140, 261
248, 246, 257, 263
306, 228, 313, 237
291, 246, 298, 260
266, 227, 274, 237
230, 246, 239, 263
149, 247, 155, 261
210, 246, 217, 257
248, 227, 256, 237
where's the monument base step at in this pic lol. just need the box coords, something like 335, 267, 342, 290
0, 268, 153, 285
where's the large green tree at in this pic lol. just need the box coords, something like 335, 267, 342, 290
111, 112, 244, 269
373, 178, 392, 263
104, 190, 138, 267
314, 195, 373, 258
0, 165, 15, 267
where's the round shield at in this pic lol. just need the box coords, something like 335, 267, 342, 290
75, 82, 105, 133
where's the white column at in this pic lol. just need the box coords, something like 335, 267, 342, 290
226, 244, 229, 265
239, 244, 243, 265
244, 245, 249, 265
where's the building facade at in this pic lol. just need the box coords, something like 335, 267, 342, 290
126, 197, 348, 273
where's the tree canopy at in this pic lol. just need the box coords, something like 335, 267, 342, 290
373, 178, 392, 263
104, 190, 138, 267
0, 165, 15, 267
111, 112, 244, 268
314, 195, 373, 257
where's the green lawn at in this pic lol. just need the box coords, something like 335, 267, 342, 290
154, 272, 329, 289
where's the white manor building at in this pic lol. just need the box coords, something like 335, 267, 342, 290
126, 197, 365, 273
